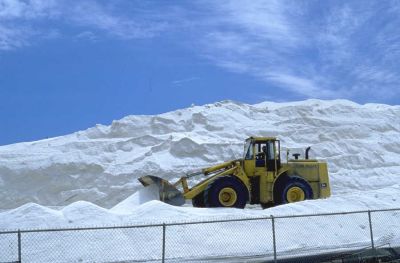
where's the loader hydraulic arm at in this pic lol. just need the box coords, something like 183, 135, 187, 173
172, 177, 190, 193
175, 161, 237, 194
202, 161, 234, 175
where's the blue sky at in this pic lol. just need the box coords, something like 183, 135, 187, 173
1, 0, 400, 145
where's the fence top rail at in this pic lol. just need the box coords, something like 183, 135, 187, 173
1, 207, 399, 234
273, 207, 400, 219
0, 230, 19, 235
6, 222, 166, 234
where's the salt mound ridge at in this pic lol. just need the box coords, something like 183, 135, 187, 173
0, 99, 399, 209
1, 184, 400, 230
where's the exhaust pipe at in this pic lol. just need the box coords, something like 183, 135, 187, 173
305, 146, 311, 159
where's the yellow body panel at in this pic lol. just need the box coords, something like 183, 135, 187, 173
243, 159, 255, 178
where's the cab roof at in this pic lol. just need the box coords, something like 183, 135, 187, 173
247, 136, 278, 141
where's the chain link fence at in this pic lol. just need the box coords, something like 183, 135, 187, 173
1, 208, 400, 262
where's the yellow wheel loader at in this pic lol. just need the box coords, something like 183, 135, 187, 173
139, 137, 331, 208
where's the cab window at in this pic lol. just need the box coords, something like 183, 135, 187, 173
255, 142, 267, 167
244, 141, 253, 160
267, 141, 275, 160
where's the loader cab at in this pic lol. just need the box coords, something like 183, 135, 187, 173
243, 137, 281, 175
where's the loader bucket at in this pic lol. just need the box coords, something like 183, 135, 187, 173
138, 175, 185, 206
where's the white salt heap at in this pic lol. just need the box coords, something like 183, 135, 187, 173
0, 99, 399, 230
110, 184, 160, 214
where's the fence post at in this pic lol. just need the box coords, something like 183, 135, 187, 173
162, 223, 166, 263
367, 210, 375, 250
17, 229, 21, 263
271, 215, 277, 263
367, 210, 376, 260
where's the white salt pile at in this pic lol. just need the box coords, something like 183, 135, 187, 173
0, 99, 399, 231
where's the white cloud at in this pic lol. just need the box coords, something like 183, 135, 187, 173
316, 4, 374, 67
0, 0, 58, 50
197, 0, 329, 98
75, 31, 98, 42
0, 0, 59, 19
0, 0, 172, 51
351, 65, 399, 84
0, 23, 33, 50
195, 0, 400, 101
0, 0, 25, 19
216, 0, 301, 46
0, 1, 56, 50
68, 1, 168, 39
264, 72, 335, 98
172, 77, 199, 85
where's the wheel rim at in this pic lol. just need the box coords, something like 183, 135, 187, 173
218, 187, 237, 206
286, 186, 305, 202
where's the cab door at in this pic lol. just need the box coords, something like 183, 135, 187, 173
266, 141, 276, 172
254, 140, 276, 203
243, 139, 255, 177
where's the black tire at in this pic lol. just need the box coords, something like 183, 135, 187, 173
275, 176, 313, 205
204, 176, 248, 208
192, 192, 205, 207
